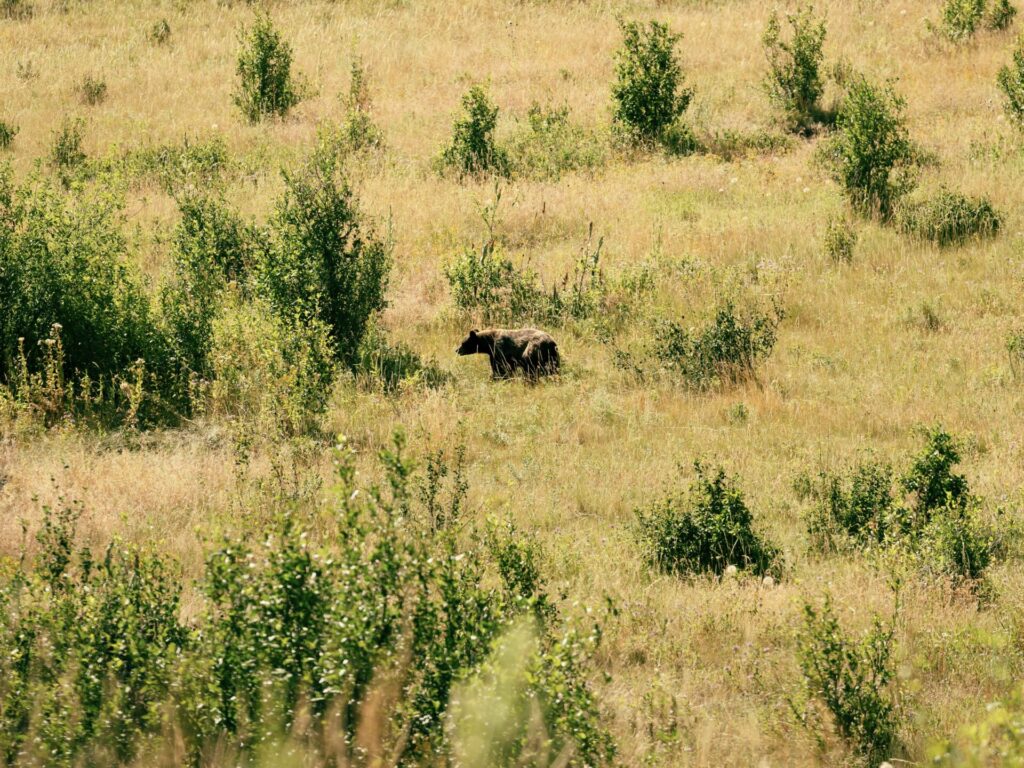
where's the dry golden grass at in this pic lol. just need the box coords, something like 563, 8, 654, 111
3, 0, 1024, 764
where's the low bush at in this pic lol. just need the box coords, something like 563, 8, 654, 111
797, 594, 898, 762
823, 215, 858, 262
802, 428, 997, 593
611, 19, 693, 148
931, 685, 1024, 765
0, 167, 177, 425
79, 74, 107, 106
655, 299, 783, 389
701, 128, 793, 161
438, 84, 509, 178
988, 0, 1018, 29
0, 119, 17, 150
340, 56, 384, 152
149, 18, 171, 45
998, 36, 1024, 129
0, 437, 615, 766
160, 194, 262, 385
634, 462, 782, 578
260, 142, 390, 369
1009, 329, 1024, 378
762, 3, 830, 133
233, 12, 302, 123
206, 290, 335, 437
0, 0, 32, 19
804, 460, 895, 552
111, 135, 232, 193
819, 76, 917, 219
50, 116, 87, 172
506, 102, 606, 180
356, 323, 450, 392
896, 188, 1001, 247
940, 0, 987, 41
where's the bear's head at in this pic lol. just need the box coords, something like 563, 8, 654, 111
456, 329, 484, 356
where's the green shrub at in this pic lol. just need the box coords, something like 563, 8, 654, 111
1009, 329, 1024, 378
160, 194, 261, 383
112, 135, 232, 193
989, 0, 1018, 29
931, 686, 1024, 765
356, 323, 450, 392
0, 119, 17, 150
899, 426, 971, 522
149, 18, 171, 45
655, 299, 782, 389
896, 188, 1001, 247
998, 37, 1024, 129
340, 57, 385, 152
823, 215, 857, 262
445, 239, 541, 325
701, 128, 793, 160
0, 0, 32, 19
797, 595, 898, 762
0, 438, 615, 766
206, 290, 335, 436
506, 102, 606, 180
233, 12, 302, 123
762, 3, 829, 133
611, 19, 693, 147
79, 74, 107, 106
439, 84, 509, 178
0, 168, 175, 423
49, 116, 87, 171
804, 460, 895, 552
820, 76, 917, 219
941, 0, 987, 40
916, 502, 993, 590
634, 462, 782, 578
260, 143, 390, 368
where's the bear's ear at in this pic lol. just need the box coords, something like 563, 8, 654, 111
468, 329, 478, 338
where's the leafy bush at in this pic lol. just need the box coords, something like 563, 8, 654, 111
998, 37, 1024, 129
931, 685, 1024, 765
445, 238, 541, 325
896, 188, 1001, 247
356, 323, 450, 392
149, 18, 171, 45
439, 84, 509, 178
611, 20, 693, 147
989, 0, 1019, 29
0, 167, 175, 423
112, 135, 232, 193
506, 102, 606, 180
820, 76, 917, 219
804, 460, 895, 552
340, 57, 384, 152
0, 119, 17, 150
1009, 329, 1024, 378
899, 426, 971, 522
160, 194, 261, 383
655, 299, 783, 389
79, 74, 107, 106
797, 595, 898, 762
0, 0, 32, 19
701, 128, 793, 160
0, 438, 615, 766
823, 215, 857, 262
50, 116, 87, 171
260, 143, 390, 368
233, 12, 302, 123
634, 462, 782, 578
762, 3, 829, 133
206, 290, 335, 436
941, 0, 987, 41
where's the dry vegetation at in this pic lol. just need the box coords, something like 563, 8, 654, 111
2, 0, 1024, 765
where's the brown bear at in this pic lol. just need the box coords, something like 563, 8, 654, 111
456, 328, 560, 379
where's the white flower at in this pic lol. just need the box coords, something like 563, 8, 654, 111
762, 575, 775, 588
724, 564, 738, 578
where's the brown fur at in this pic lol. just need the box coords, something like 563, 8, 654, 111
456, 328, 560, 379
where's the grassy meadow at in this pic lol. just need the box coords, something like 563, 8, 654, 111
2, 0, 1024, 765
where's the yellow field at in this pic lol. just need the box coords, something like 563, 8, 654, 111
2, 0, 1024, 764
